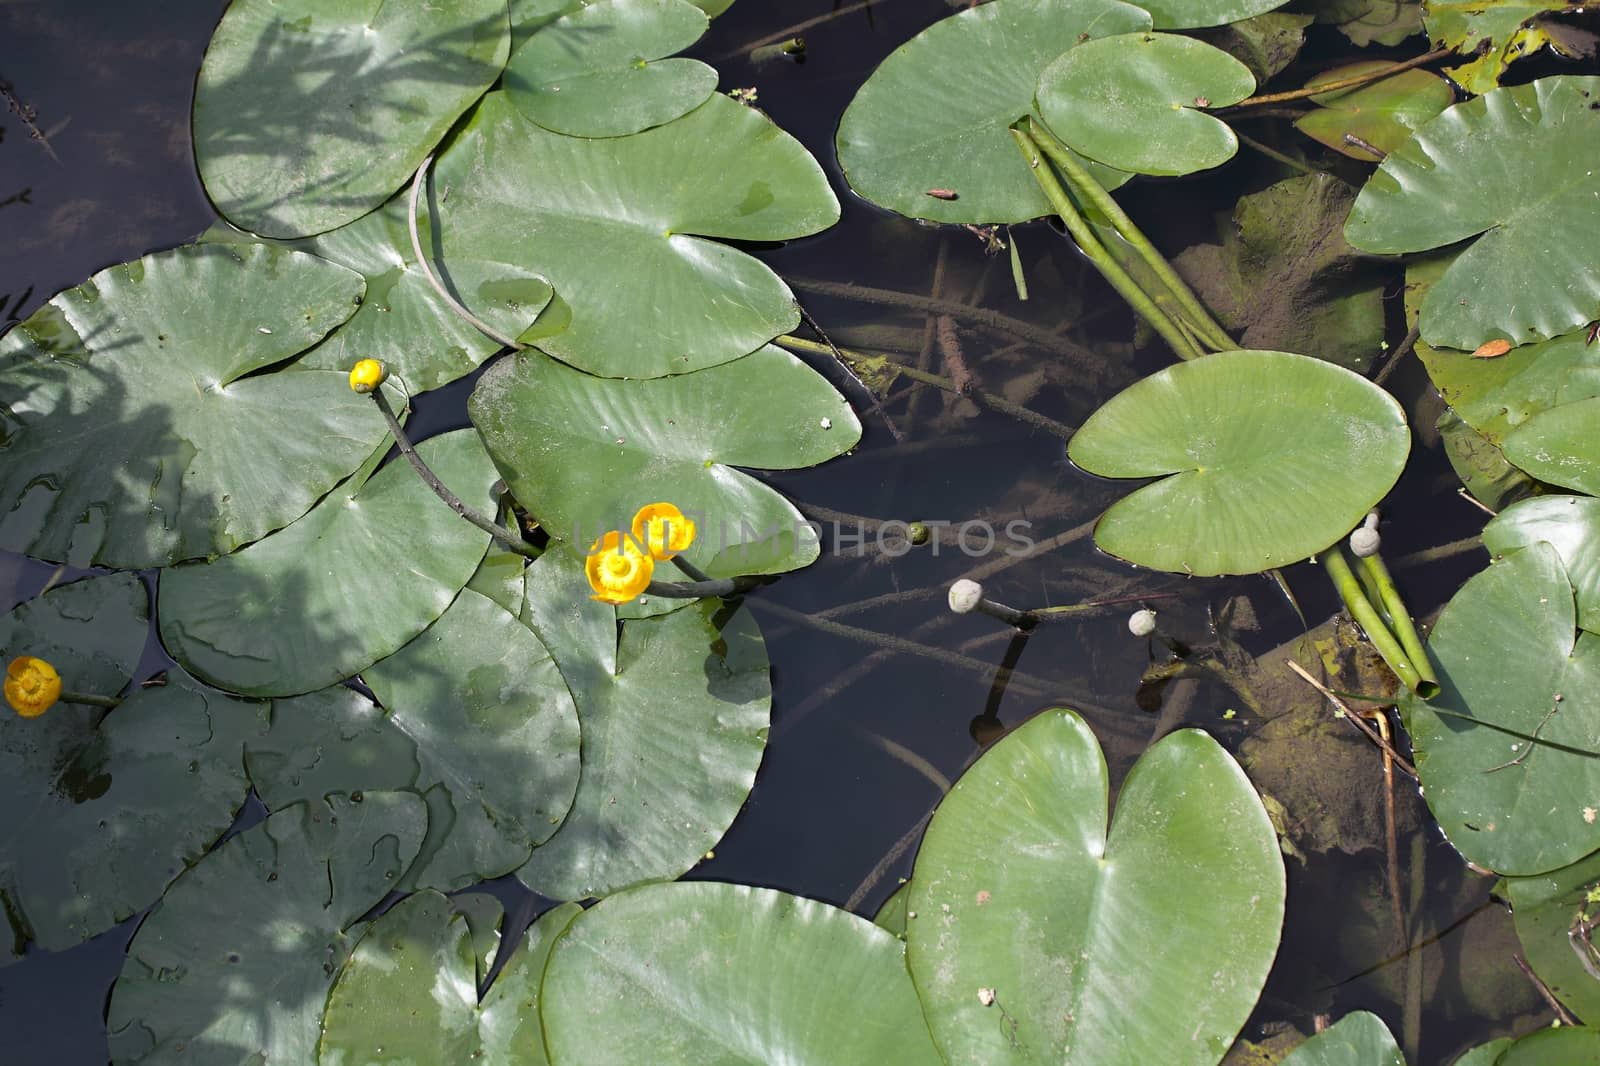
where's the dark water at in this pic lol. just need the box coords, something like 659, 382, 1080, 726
0, 2, 1557, 1062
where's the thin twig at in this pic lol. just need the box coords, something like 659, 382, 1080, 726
716, 0, 887, 62
1373, 321, 1420, 387
1227, 48, 1454, 109
796, 302, 905, 442
1343, 133, 1388, 161
1285, 659, 1418, 778
1235, 131, 1328, 180
1513, 953, 1580, 1026
408, 155, 523, 350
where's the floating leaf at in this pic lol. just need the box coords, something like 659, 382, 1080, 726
1505, 848, 1600, 1025
1437, 408, 1538, 514
516, 551, 770, 900
1403, 543, 1600, 874
107, 794, 425, 1065
470, 346, 858, 576
1036, 32, 1254, 177
541, 882, 941, 1064
1280, 1012, 1404, 1065
1067, 350, 1410, 575
160, 429, 498, 698
1485, 496, 1600, 632
1495, 1026, 1600, 1064
1503, 397, 1600, 496
1200, 11, 1315, 82
1346, 77, 1600, 352
0, 243, 381, 568
1141, 0, 1298, 28
1315, 0, 1424, 46
835, 0, 1147, 225
1456, 1040, 1517, 1066
1426, 0, 1564, 93
1294, 62, 1453, 160
906, 709, 1284, 1065
505, 0, 715, 137
433, 91, 838, 377
319, 890, 580, 1063
193, 0, 510, 238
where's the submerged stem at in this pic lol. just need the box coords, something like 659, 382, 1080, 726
1228, 47, 1454, 109
407, 154, 524, 351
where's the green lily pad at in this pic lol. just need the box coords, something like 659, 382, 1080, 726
1201, 11, 1315, 83
1438, 408, 1539, 514
470, 346, 858, 577
541, 881, 941, 1064
1142, 0, 1298, 28
433, 91, 837, 378
193, 0, 510, 238
1067, 350, 1410, 575
160, 429, 498, 698
1280, 1012, 1404, 1065
1456, 1040, 1516, 1066
0, 576, 256, 962
1294, 62, 1453, 160
1403, 543, 1600, 874
107, 793, 425, 1065
1346, 76, 1600, 352
1496, 1026, 1600, 1064
1316, 0, 1424, 46
1504, 397, 1600, 496
1036, 32, 1254, 177
873, 882, 910, 939
1505, 848, 1600, 1025
905, 710, 1284, 1065
1485, 496, 1600, 632
464, 543, 529, 615
516, 551, 770, 901
1426, 0, 1563, 94
835, 0, 1147, 225
0, 243, 383, 568
319, 890, 581, 1064
505, 0, 715, 137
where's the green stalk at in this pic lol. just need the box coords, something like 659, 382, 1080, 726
1322, 549, 1427, 697
1023, 118, 1235, 354
1358, 552, 1439, 696
1010, 127, 1203, 361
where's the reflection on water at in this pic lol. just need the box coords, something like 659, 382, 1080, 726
0, 0, 1540, 1062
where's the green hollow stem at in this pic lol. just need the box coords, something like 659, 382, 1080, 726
62, 691, 120, 709
1323, 548, 1431, 698
367, 388, 538, 559
1010, 127, 1204, 361
1022, 118, 1235, 354
1358, 552, 1439, 691
644, 576, 764, 599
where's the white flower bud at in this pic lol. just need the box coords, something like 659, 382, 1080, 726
1350, 526, 1381, 557
1128, 608, 1157, 637
948, 579, 984, 614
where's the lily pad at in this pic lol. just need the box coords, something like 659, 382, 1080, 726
1485, 496, 1600, 632
1201, 11, 1315, 83
1280, 1012, 1404, 1065
835, 0, 1147, 225
1456, 1040, 1516, 1066
905, 709, 1284, 1065
433, 91, 838, 378
1142, 0, 1298, 28
1503, 396, 1600, 496
1346, 76, 1600, 352
193, 0, 511, 238
1426, 0, 1564, 93
1294, 62, 1453, 159
470, 346, 858, 576
1505, 848, 1600, 1024
1317, 0, 1424, 45
107, 793, 425, 1066
1403, 543, 1600, 874
1438, 408, 1539, 513
319, 890, 581, 1064
505, 0, 716, 137
541, 881, 942, 1064
1496, 1026, 1600, 1064
0, 243, 383, 568
160, 429, 498, 698
516, 551, 770, 901
1067, 349, 1410, 575
1036, 32, 1255, 177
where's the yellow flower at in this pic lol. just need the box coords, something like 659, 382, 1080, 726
585, 531, 655, 604
631, 503, 696, 561
348, 359, 388, 394
5, 656, 61, 718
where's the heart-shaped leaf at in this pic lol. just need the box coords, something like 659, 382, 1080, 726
515, 551, 770, 901
1485, 496, 1600, 632
541, 881, 942, 1064
1294, 62, 1452, 159
1280, 1012, 1404, 1065
0, 243, 381, 568
1505, 848, 1600, 1025
107, 794, 425, 1066
1036, 32, 1254, 176
836, 0, 1147, 225
505, 0, 715, 137
433, 91, 838, 378
160, 429, 498, 698
905, 709, 1284, 1065
1346, 76, 1600, 351
1142, 0, 1298, 29
1503, 396, 1600, 496
1426, 0, 1566, 93
1403, 543, 1600, 874
194, 0, 511, 238
1067, 349, 1410, 575
470, 346, 858, 576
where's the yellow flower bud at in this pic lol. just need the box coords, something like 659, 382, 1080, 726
5, 656, 61, 718
585, 531, 655, 604
349, 359, 388, 394
631, 502, 696, 561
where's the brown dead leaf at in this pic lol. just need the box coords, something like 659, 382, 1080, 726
1472, 338, 1513, 358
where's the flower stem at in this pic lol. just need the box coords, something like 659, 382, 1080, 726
1322, 548, 1430, 698
646, 575, 765, 599
407, 154, 523, 351
1357, 552, 1439, 694
61, 691, 119, 709
366, 388, 537, 559
1227, 47, 1453, 109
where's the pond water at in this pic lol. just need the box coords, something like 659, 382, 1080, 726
0, 1, 1568, 1062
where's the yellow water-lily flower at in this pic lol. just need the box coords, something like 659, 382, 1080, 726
631, 503, 696, 560
586, 531, 655, 604
5, 656, 61, 718
349, 359, 388, 394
